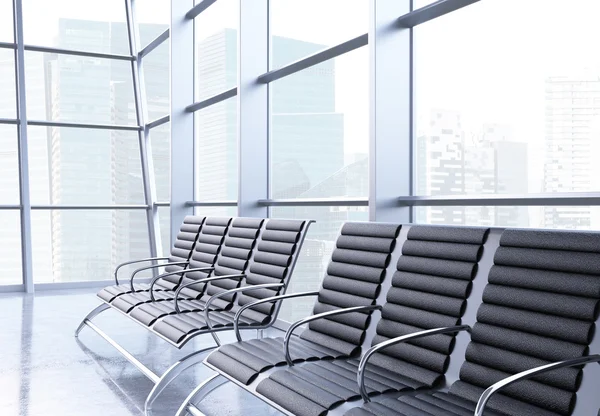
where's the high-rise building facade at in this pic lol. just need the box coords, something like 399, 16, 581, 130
543, 75, 600, 229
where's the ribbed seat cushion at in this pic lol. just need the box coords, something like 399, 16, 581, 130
347, 229, 600, 416
96, 216, 205, 303
260, 225, 489, 415
206, 222, 402, 385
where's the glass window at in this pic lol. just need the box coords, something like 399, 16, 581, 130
0, 211, 22, 285
415, 206, 600, 231
158, 206, 171, 256
150, 122, 170, 201
32, 210, 150, 283
0, 49, 16, 119
136, 0, 170, 47
270, 0, 368, 70
194, 0, 237, 102
270, 47, 368, 199
143, 41, 169, 121
194, 206, 237, 217
414, 0, 600, 230
28, 127, 145, 205
271, 206, 368, 323
0, 0, 13, 42
23, 0, 128, 55
0, 126, 19, 204
195, 97, 237, 201
25, 52, 136, 125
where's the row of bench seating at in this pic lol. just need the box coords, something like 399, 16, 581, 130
77, 217, 600, 416
178, 222, 600, 416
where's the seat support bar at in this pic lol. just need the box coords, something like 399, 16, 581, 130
176, 374, 228, 416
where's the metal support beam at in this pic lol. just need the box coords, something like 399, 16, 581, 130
258, 198, 368, 207
139, 28, 169, 59
258, 34, 368, 84
398, 193, 600, 207
24, 44, 134, 61
185, 0, 218, 20
369, 0, 412, 222
238, 0, 268, 217
0, 41, 16, 50
27, 119, 141, 131
146, 114, 170, 130
171, 0, 195, 244
186, 87, 237, 113
0, 118, 19, 125
31, 205, 149, 210
185, 201, 237, 207
397, 0, 480, 28
13, 0, 34, 293
126, 0, 162, 263
0, 205, 21, 210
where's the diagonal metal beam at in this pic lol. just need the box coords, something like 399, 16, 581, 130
139, 28, 169, 59
146, 114, 170, 130
27, 119, 141, 131
258, 33, 368, 84
185, 0, 218, 19
23, 44, 134, 61
0, 118, 19, 125
398, 192, 600, 207
0, 41, 16, 49
186, 87, 237, 112
397, 0, 480, 28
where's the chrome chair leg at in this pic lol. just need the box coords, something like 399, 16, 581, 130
144, 345, 218, 415
175, 374, 228, 416
74, 303, 110, 337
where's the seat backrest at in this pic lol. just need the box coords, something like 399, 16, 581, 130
164, 217, 232, 288
368, 225, 490, 388
164, 215, 206, 275
298, 222, 402, 357
448, 229, 600, 416
231, 219, 310, 324
200, 217, 266, 309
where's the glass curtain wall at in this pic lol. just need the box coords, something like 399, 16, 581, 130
0, 0, 170, 289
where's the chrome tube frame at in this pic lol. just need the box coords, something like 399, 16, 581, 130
233, 291, 319, 341
284, 304, 382, 366
474, 354, 600, 416
173, 273, 246, 314
175, 374, 228, 416
357, 325, 471, 402
129, 261, 189, 291
203, 282, 284, 346
113, 256, 169, 284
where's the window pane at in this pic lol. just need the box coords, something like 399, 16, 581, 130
144, 41, 169, 121
270, 47, 368, 199
136, 0, 170, 45
32, 210, 150, 283
0, 49, 16, 119
415, 205, 600, 231
270, 206, 368, 323
23, 0, 127, 55
28, 127, 145, 205
270, 0, 368, 70
195, 97, 237, 201
25, 52, 136, 125
151, 123, 170, 201
0, 126, 19, 204
0, 0, 13, 42
194, 0, 237, 102
158, 206, 171, 256
415, 0, 600, 224
194, 206, 237, 217
0, 211, 22, 285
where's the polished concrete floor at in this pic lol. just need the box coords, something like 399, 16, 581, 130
0, 288, 283, 416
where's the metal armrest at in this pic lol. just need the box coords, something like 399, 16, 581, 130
113, 256, 169, 284
358, 324, 471, 402
204, 283, 285, 331
233, 291, 320, 342
174, 273, 247, 314
147, 267, 215, 301
474, 354, 600, 416
129, 261, 189, 291
284, 304, 383, 366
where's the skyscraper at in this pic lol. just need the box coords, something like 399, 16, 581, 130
543, 75, 600, 229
